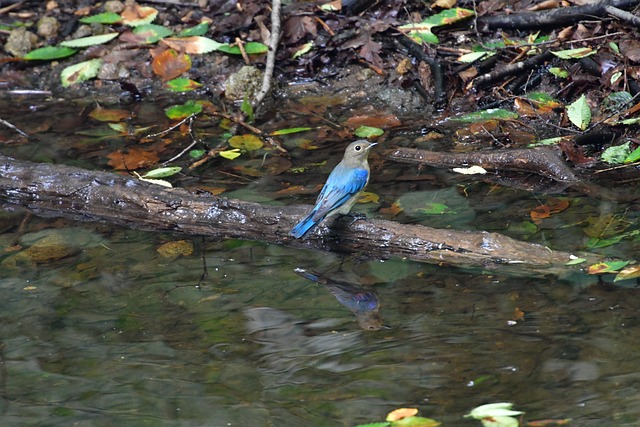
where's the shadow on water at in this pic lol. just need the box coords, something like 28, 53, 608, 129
1, 97, 640, 426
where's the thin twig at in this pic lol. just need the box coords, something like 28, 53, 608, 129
0, 117, 29, 138
253, 0, 281, 109
162, 116, 202, 165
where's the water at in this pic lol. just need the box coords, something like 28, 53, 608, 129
1, 96, 640, 426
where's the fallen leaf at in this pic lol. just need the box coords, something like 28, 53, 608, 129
89, 106, 133, 122
387, 408, 419, 422
357, 192, 379, 203
121, 3, 158, 27
380, 200, 404, 217
157, 240, 194, 258
530, 198, 569, 224
152, 48, 191, 81
107, 147, 160, 170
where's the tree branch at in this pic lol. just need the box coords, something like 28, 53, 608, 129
0, 155, 604, 277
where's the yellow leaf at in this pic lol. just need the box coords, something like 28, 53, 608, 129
357, 191, 379, 204
229, 134, 264, 151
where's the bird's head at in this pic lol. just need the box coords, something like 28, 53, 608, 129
344, 140, 377, 162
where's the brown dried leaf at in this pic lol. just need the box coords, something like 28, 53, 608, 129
107, 147, 160, 170
152, 48, 191, 81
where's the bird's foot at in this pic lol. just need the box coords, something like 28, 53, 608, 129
339, 212, 367, 226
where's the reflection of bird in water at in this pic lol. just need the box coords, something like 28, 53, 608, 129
294, 268, 386, 331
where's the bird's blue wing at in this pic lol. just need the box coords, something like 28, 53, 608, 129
311, 166, 368, 219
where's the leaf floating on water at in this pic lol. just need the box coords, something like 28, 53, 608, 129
219, 149, 242, 160
157, 240, 194, 258
357, 192, 379, 203
387, 408, 419, 422
271, 127, 313, 136
89, 106, 133, 122
229, 134, 264, 151
107, 147, 160, 170
530, 198, 569, 224
165, 100, 202, 120
450, 108, 518, 123
614, 265, 640, 282
452, 165, 487, 175
588, 260, 630, 274
142, 167, 182, 178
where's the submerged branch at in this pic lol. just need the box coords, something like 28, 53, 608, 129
0, 155, 604, 277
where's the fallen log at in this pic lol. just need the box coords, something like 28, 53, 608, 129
0, 154, 603, 276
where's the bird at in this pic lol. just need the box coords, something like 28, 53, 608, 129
290, 140, 376, 239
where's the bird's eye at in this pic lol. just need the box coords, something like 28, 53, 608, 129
354, 145, 361, 151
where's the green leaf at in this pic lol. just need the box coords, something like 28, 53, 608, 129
24, 46, 77, 60
166, 77, 202, 92
399, 8, 475, 45
79, 12, 122, 24
229, 134, 264, 151
609, 42, 620, 54
178, 22, 209, 37
292, 41, 314, 59
241, 96, 254, 123
604, 91, 632, 112
271, 127, 313, 136
566, 257, 587, 265
217, 42, 269, 55
596, 260, 630, 272
189, 149, 206, 159
219, 148, 242, 160
458, 51, 494, 63
524, 91, 561, 105
586, 235, 625, 249
567, 94, 591, 130
142, 167, 182, 178
392, 416, 440, 427
132, 24, 173, 43
61, 33, 119, 48
532, 136, 565, 146
601, 141, 631, 165
451, 108, 518, 123
624, 145, 640, 163
465, 403, 524, 419
164, 100, 203, 120
416, 202, 455, 215
355, 125, 384, 138
552, 47, 596, 59
549, 67, 569, 78
60, 58, 103, 87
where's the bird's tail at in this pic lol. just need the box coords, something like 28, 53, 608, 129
290, 212, 318, 239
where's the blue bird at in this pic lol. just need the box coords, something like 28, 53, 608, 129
290, 140, 376, 239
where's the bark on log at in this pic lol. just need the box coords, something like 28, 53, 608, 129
477, 0, 640, 31
0, 155, 603, 277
